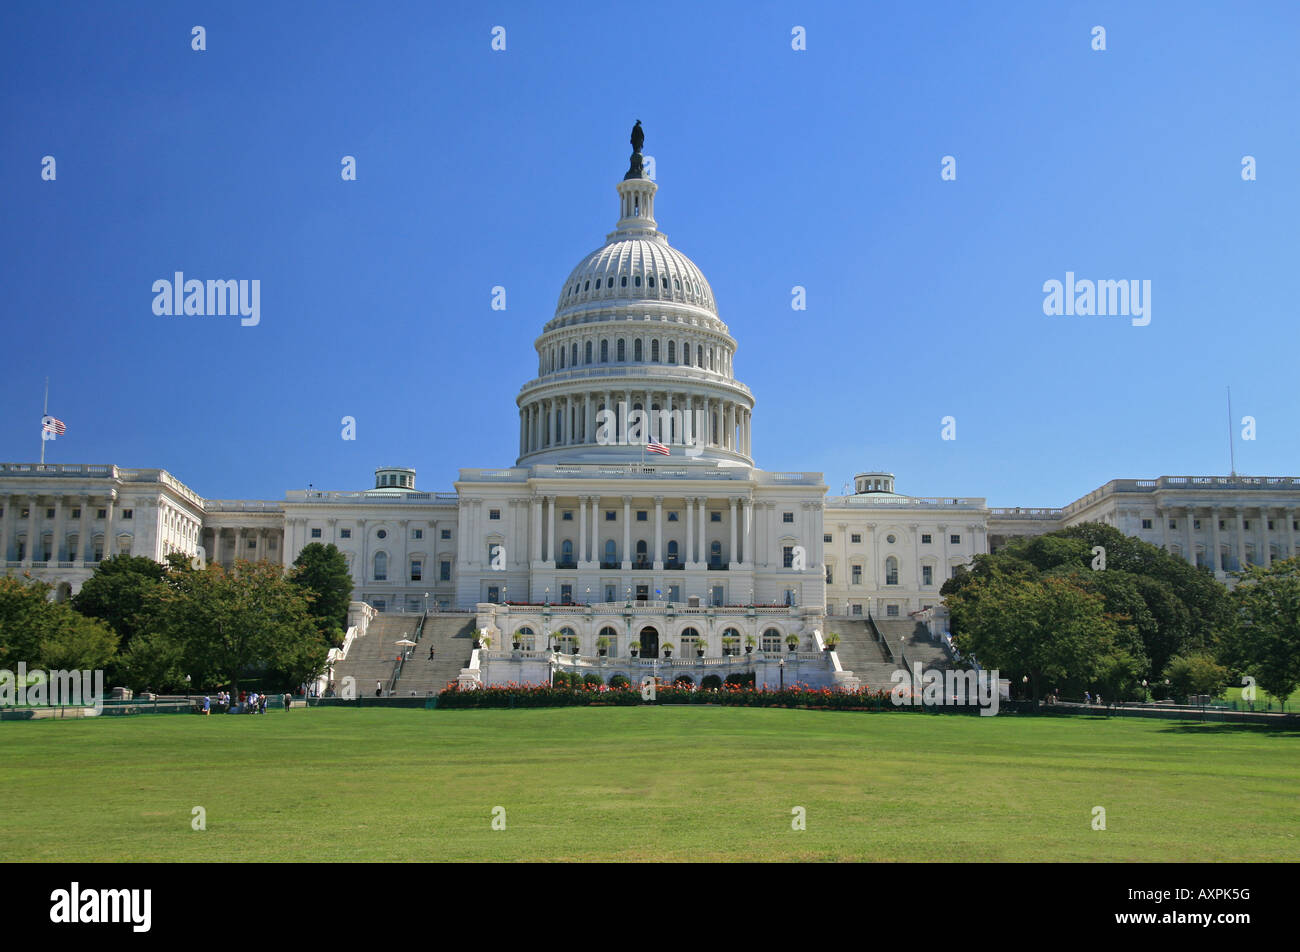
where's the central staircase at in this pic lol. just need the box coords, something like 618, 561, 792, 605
390, 617, 477, 696
824, 618, 958, 691
330, 614, 421, 697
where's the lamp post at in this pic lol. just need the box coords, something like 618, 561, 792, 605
586, 586, 591, 606
423, 591, 429, 614
545, 586, 550, 607
779, 658, 785, 690
185, 674, 191, 704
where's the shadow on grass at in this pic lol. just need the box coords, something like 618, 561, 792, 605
1153, 721, 1300, 737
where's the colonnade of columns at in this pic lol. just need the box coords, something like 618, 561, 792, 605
1157, 504, 1297, 572
0, 491, 120, 565
519, 389, 753, 458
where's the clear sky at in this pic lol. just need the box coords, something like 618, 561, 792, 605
2, 1, 1296, 507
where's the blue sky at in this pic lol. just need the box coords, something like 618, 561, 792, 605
2, 1, 1296, 507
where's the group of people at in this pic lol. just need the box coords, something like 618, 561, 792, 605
198, 690, 293, 714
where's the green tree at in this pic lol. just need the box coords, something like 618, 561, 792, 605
947, 574, 1122, 705
1225, 556, 1300, 710
0, 575, 119, 672
290, 543, 353, 646
1162, 652, 1230, 702
70, 554, 168, 679
152, 558, 328, 695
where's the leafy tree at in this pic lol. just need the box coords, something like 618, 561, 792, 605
947, 574, 1122, 705
0, 575, 118, 672
70, 555, 168, 681
1162, 652, 1230, 702
290, 543, 353, 645
151, 558, 328, 695
1225, 556, 1300, 710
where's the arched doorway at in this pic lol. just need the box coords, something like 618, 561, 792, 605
639, 626, 659, 658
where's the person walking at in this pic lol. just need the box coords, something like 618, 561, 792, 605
428, 645, 435, 660
376, 680, 383, 697
202, 695, 210, 716
283, 692, 292, 712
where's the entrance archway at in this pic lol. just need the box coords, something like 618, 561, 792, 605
639, 626, 660, 658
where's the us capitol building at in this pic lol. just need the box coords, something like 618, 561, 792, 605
3, 125, 1298, 685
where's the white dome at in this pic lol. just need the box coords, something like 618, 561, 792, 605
555, 236, 717, 317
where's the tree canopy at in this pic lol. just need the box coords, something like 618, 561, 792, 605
290, 543, 353, 645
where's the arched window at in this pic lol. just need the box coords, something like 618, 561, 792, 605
598, 625, 618, 655
635, 539, 648, 566
648, 275, 655, 288
634, 339, 643, 361
621, 275, 627, 287
885, 556, 899, 585
558, 627, 578, 653
762, 628, 782, 652
600, 339, 608, 362
617, 339, 625, 361
560, 539, 574, 566
515, 626, 535, 650
651, 339, 660, 362
668, 340, 676, 363
571, 343, 578, 366
682, 627, 702, 653
709, 540, 722, 567
604, 539, 617, 566
666, 540, 679, 565
585, 341, 592, 363
373, 551, 388, 581
683, 343, 692, 366
634, 275, 642, 287
559, 348, 565, 369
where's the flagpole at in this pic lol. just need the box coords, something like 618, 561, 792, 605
40, 378, 48, 465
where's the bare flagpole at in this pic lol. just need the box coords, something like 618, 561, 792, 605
1227, 386, 1237, 477
40, 377, 49, 465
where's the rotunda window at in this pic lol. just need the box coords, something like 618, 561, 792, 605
634, 275, 641, 287
621, 276, 627, 287
886, 534, 896, 544
377, 529, 387, 540
648, 276, 655, 287
595, 278, 601, 289
584, 281, 589, 291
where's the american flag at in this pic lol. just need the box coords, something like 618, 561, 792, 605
42, 415, 66, 435
646, 439, 670, 456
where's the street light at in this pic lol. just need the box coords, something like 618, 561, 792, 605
423, 591, 429, 614
779, 658, 785, 690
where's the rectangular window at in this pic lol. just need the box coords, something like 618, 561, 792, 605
269, 537, 277, 549
441, 528, 452, 539
560, 510, 571, 521
247, 538, 256, 549
783, 512, 794, 523
96, 509, 106, 519
410, 560, 422, 582
886, 604, 900, 617
950, 534, 961, 545
922, 565, 933, 586
70, 508, 79, 518
122, 509, 133, 520
487, 586, 499, 603
851, 533, 862, 544
46, 508, 56, 519
852, 603, 863, 616
439, 561, 451, 581
782, 546, 794, 568
412, 528, 422, 539
824, 533, 832, 543
951, 566, 961, 579
636, 511, 647, 521
606, 511, 616, 521
825, 566, 833, 584
921, 533, 932, 544
605, 584, 616, 602
1141, 519, 1153, 529
560, 584, 572, 605
1219, 520, 1226, 530
1243, 520, 1251, 530
851, 565, 862, 585
311, 528, 322, 538
340, 528, 352, 539
711, 585, 724, 607
668, 512, 678, 522
668, 584, 680, 602
711, 512, 721, 523
1194, 520, 1201, 530
1267, 520, 1275, 531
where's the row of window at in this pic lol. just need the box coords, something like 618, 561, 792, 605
824, 531, 963, 545
309, 527, 452, 541
1142, 518, 1299, 531
2, 506, 128, 520
825, 561, 961, 586
565, 273, 704, 297
370, 553, 454, 583
828, 604, 906, 618
544, 336, 730, 374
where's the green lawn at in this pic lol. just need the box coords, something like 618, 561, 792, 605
2, 707, 1296, 861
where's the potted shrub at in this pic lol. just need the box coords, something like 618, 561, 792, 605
721, 635, 738, 657
696, 639, 707, 658
630, 642, 640, 657
662, 642, 674, 658
596, 636, 609, 657
472, 629, 484, 649
824, 632, 840, 652
479, 634, 492, 650
786, 633, 800, 652
744, 633, 756, 654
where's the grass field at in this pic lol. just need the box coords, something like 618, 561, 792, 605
2, 707, 1296, 862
